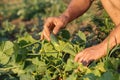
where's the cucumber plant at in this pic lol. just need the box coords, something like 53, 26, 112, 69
0, 30, 120, 80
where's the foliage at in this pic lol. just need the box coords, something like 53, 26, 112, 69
0, 0, 67, 20
0, 20, 28, 41
92, 10, 114, 35
0, 0, 67, 40
0, 30, 120, 80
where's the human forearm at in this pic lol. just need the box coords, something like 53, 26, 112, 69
41, 0, 92, 41
60, 0, 92, 23
101, 24, 120, 52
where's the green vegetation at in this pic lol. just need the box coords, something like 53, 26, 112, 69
0, 0, 120, 80
0, 30, 120, 80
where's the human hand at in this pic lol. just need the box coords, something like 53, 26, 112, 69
41, 16, 68, 41
74, 43, 107, 66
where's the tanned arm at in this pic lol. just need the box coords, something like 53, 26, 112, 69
41, 0, 93, 41
100, 0, 120, 51
74, 0, 120, 66
60, 0, 92, 23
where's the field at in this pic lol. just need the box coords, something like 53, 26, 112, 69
0, 0, 120, 80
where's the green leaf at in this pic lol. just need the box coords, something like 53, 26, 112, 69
65, 59, 78, 71
63, 43, 76, 56
92, 69, 101, 77
99, 71, 114, 80
17, 34, 37, 47
82, 73, 97, 80
50, 33, 59, 46
0, 51, 10, 65
20, 73, 35, 80
40, 42, 58, 57
66, 72, 77, 80
25, 64, 36, 73
42, 43, 57, 52
0, 41, 14, 65
53, 40, 66, 51
95, 62, 106, 72
31, 58, 47, 74
42, 71, 51, 80
77, 31, 86, 42
59, 29, 70, 40
0, 41, 14, 55
12, 67, 25, 75
14, 45, 27, 63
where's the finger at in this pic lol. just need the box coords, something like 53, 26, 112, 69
82, 59, 94, 66
81, 53, 90, 62
40, 32, 44, 40
81, 55, 95, 66
74, 51, 84, 62
43, 23, 52, 41
53, 25, 61, 35
77, 53, 88, 66
80, 55, 90, 66
81, 60, 88, 66
43, 30, 50, 41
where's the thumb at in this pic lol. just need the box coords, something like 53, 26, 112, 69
53, 25, 61, 35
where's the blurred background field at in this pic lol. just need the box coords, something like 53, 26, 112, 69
0, 0, 114, 46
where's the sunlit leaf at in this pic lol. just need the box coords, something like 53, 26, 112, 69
0, 41, 14, 65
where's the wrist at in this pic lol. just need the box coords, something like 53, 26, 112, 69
99, 41, 109, 55
100, 38, 116, 55
59, 14, 70, 25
